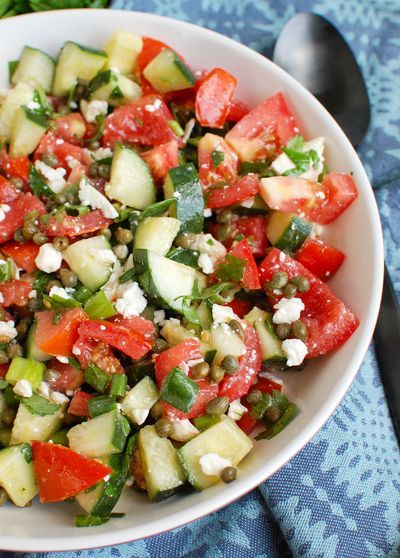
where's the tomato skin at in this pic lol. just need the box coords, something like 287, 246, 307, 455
34, 133, 89, 172
219, 321, 262, 402
255, 376, 283, 393
35, 308, 89, 357
163, 379, 219, 420
0, 280, 32, 307
154, 338, 202, 387
207, 174, 260, 209
0, 193, 46, 244
72, 337, 124, 375
259, 175, 324, 215
198, 133, 239, 187
0, 149, 30, 184
111, 315, 155, 340
233, 216, 268, 258
1, 241, 40, 273
46, 359, 84, 394
140, 140, 179, 184
259, 248, 359, 358
102, 95, 176, 148
227, 298, 254, 318
78, 319, 153, 360
307, 173, 358, 224
225, 92, 300, 161
0, 364, 9, 378
137, 37, 172, 74
42, 210, 111, 238
237, 408, 258, 434
51, 113, 87, 145
296, 238, 345, 281
0, 176, 19, 203
68, 389, 94, 417
195, 68, 237, 128
32, 441, 112, 503
227, 100, 250, 122
228, 239, 261, 290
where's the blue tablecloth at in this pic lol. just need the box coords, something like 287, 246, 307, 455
6, 1, 400, 557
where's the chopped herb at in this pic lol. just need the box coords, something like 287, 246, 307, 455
140, 198, 175, 220
168, 119, 184, 137
240, 160, 274, 177
211, 150, 225, 168
206, 238, 214, 246
44, 294, 82, 311
20, 394, 61, 416
216, 254, 246, 283
115, 206, 133, 223
119, 267, 136, 284
281, 135, 320, 176
29, 164, 56, 199
250, 389, 289, 420
82, 114, 105, 143
186, 280, 238, 304
181, 297, 200, 325
255, 402, 297, 440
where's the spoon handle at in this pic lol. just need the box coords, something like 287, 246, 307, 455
374, 264, 400, 442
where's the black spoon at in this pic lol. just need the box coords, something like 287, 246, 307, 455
273, 12, 400, 442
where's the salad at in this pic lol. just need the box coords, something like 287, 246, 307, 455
0, 31, 359, 526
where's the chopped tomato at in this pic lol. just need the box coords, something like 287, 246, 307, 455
35, 308, 89, 357
0, 364, 9, 378
227, 239, 261, 290
34, 133, 89, 171
102, 95, 177, 148
32, 441, 112, 503
195, 68, 237, 128
154, 338, 202, 387
198, 133, 239, 187
0, 176, 19, 203
0, 149, 30, 184
233, 216, 268, 258
163, 379, 218, 420
219, 321, 262, 401
237, 407, 258, 434
51, 113, 87, 145
307, 173, 358, 224
255, 375, 283, 393
42, 210, 111, 238
137, 37, 172, 74
1, 241, 40, 273
78, 319, 153, 360
0, 280, 32, 307
68, 389, 94, 417
140, 140, 179, 184
72, 337, 124, 374
227, 99, 250, 122
45, 359, 84, 394
67, 163, 87, 185
227, 298, 254, 318
207, 174, 260, 209
0, 193, 46, 244
258, 248, 359, 358
225, 92, 300, 161
111, 315, 155, 340
296, 238, 345, 280
259, 175, 324, 214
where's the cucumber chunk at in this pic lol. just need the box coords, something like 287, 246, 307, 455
245, 307, 285, 363
121, 376, 159, 424
267, 211, 311, 252
63, 235, 113, 291
209, 323, 246, 365
106, 144, 156, 210
143, 49, 195, 94
0, 443, 38, 507
178, 417, 253, 490
164, 164, 204, 233
11, 46, 55, 92
88, 70, 141, 107
6, 356, 46, 388
138, 425, 186, 501
9, 106, 47, 158
67, 409, 130, 458
53, 41, 108, 98
134, 249, 196, 312
25, 322, 51, 362
134, 216, 181, 256
11, 403, 64, 445
103, 31, 143, 74
0, 82, 35, 138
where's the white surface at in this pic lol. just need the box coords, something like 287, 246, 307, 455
0, 9, 383, 552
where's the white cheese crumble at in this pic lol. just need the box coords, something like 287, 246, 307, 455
186, 233, 227, 259
49, 286, 74, 300
65, 155, 80, 170
198, 253, 215, 275
13, 379, 32, 398
80, 99, 108, 123
199, 453, 232, 476
28, 290, 37, 299
239, 196, 255, 208
272, 297, 305, 325
282, 338, 308, 367
203, 208, 212, 218
85, 147, 113, 161
270, 152, 296, 175
113, 244, 129, 260
56, 356, 69, 364
50, 391, 69, 405
170, 419, 200, 442
0, 204, 11, 222
26, 100, 41, 111
35, 160, 66, 194
115, 282, 147, 318
228, 399, 247, 421
38, 381, 50, 399
0, 293, 3, 304
35, 243, 62, 273
144, 98, 162, 112
88, 248, 117, 265
72, 345, 81, 356
212, 304, 238, 324
153, 309, 166, 325
78, 178, 118, 219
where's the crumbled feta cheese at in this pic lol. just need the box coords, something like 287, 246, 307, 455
187, 233, 226, 259
203, 208, 212, 218
199, 453, 232, 476
85, 147, 113, 161
28, 290, 37, 299
198, 252, 215, 275
0, 204, 11, 222
170, 419, 200, 442
80, 99, 108, 123
66, 389, 74, 397
26, 100, 41, 111
228, 399, 247, 421
50, 391, 69, 405
0, 293, 3, 304
153, 309, 166, 325
65, 155, 80, 170
113, 244, 129, 260
55, 138, 64, 145
88, 248, 117, 265
115, 282, 147, 318
303, 136, 325, 158
79, 178, 118, 219
49, 286, 73, 300
239, 196, 255, 208
35, 160, 66, 194
272, 297, 305, 325
35, 243, 62, 273
144, 98, 162, 112
38, 381, 50, 399
0, 320, 17, 340
56, 356, 69, 364
13, 379, 32, 398
130, 408, 149, 425
103, 474, 111, 482
72, 345, 81, 356
182, 118, 196, 144
270, 152, 296, 175
282, 338, 308, 367
212, 304, 238, 324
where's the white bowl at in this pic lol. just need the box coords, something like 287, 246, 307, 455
0, 9, 383, 552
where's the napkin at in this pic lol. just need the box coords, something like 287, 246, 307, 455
6, 1, 400, 557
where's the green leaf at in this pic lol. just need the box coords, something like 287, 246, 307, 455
281, 135, 320, 177
240, 160, 274, 178
140, 198, 175, 220
43, 293, 82, 310
216, 254, 246, 283
33, 271, 52, 294
21, 394, 61, 416
29, 164, 56, 199
119, 267, 136, 284
182, 297, 200, 325
285, 135, 305, 151
250, 389, 290, 420
81, 113, 105, 143
255, 402, 297, 440
186, 280, 237, 304
211, 150, 225, 169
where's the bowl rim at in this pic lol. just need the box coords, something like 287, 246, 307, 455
0, 8, 384, 552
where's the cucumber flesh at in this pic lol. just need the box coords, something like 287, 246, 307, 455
121, 376, 159, 424
103, 31, 143, 74
0, 82, 34, 138
143, 49, 195, 94
0, 443, 38, 507
9, 106, 47, 158
63, 235, 113, 291
10, 403, 64, 445
11, 46, 55, 92
89, 70, 141, 107
267, 211, 311, 252
164, 164, 204, 233
25, 322, 51, 362
245, 307, 285, 363
209, 323, 246, 365
134, 216, 181, 256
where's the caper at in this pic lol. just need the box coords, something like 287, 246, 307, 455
1, 408, 16, 428
283, 282, 297, 299
216, 223, 233, 242
115, 227, 133, 244
53, 236, 70, 251
290, 275, 310, 293
97, 163, 111, 180
23, 222, 39, 240
59, 268, 78, 288
9, 177, 24, 190
221, 355, 239, 374
150, 401, 164, 420
175, 233, 196, 249
191, 361, 210, 380
16, 318, 31, 340
246, 389, 263, 405
266, 271, 289, 291
41, 152, 59, 168
55, 193, 67, 205
216, 209, 235, 224
89, 162, 99, 177
46, 279, 62, 294
153, 338, 170, 353
292, 320, 308, 341
220, 466, 237, 483
0, 488, 8, 507
155, 418, 174, 438
205, 396, 229, 416
0, 349, 8, 365
28, 298, 40, 312
88, 140, 101, 150
101, 227, 112, 240
275, 323, 292, 341
229, 319, 244, 340
209, 364, 225, 384
13, 228, 25, 242
6, 342, 23, 359
24, 210, 39, 224
265, 406, 281, 423
32, 232, 48, 245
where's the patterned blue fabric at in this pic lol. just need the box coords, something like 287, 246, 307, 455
5, 2, 400, 557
